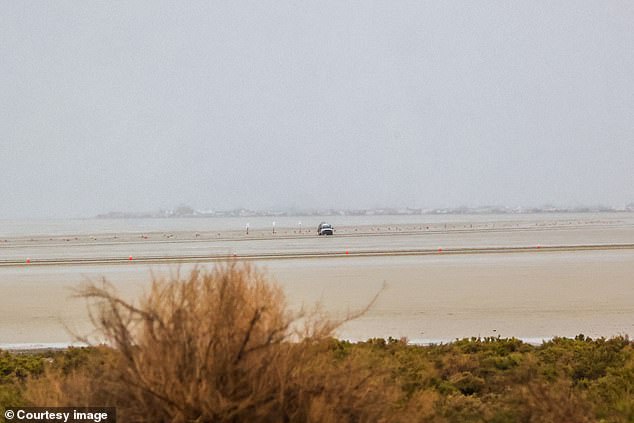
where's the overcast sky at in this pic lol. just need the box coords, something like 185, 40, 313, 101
1, 1, 633, 218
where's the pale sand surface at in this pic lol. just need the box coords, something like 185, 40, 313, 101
1, 250, 633, 346
2, 225, 634, 263
1, 215, 633, 346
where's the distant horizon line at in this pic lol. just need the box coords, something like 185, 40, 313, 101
93, 204, 634, 219
3, 204, 633, 221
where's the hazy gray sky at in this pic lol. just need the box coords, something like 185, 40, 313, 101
1, 1, 633, 218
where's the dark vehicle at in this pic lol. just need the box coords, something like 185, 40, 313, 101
317, 222, 334, 235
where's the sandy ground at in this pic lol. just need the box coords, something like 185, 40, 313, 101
1, 249, 633, 347
270, 252, 634, 343
2, 223, 634, 264
1, 217, 633, 347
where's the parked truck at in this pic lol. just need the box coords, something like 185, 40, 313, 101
317, 222, 334, 235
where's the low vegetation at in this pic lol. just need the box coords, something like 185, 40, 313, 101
1, 263, 633, 422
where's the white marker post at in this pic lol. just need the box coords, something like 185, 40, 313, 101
272, 221, 276, 235
246, 222, 249, 235
298, 221, 302, 234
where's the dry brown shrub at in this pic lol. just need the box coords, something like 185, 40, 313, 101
438, 351, 479, 378
25, 346, 117, 408
401, 390, 440, 421
25, 262, 398, 422
516, 379, 596, 423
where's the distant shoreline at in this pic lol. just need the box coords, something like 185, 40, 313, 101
96, 206, 634, 219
